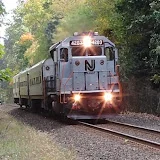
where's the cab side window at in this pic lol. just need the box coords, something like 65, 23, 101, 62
60, 48, 68, 62
50, 50, 54, 61
105, 47, 115, 61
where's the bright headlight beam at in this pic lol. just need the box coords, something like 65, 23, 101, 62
104, 93, 112, 101
83, 36, 91, 47
74, 94, 81, 101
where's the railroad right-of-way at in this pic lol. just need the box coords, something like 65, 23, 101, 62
78, 120, 160, 149
1, 104, 160, 160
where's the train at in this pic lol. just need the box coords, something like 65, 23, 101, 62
13, 32, 122, 119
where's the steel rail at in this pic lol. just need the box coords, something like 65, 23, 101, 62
106, 120, 160, 134
78, 121, 160, 150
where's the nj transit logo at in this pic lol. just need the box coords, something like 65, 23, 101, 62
85, 60, 95, 71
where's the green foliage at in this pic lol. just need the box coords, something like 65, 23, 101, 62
54, 4, 96, 41
0, 68, 11, 81
3, 0, 159, 82
3, 3, 33, 72
149, 0, 160, 69
0, 1, 11, 82
54, 0, 117, 41
115, 0, 160, 78
17, 0, 58, 65
4, 0, 119, 69
0, 44, 4, 57
0, 111, 76, 159
4, 21, 30, 71
150, 74, 160, 84
14, 0, 88, 64
45, 17, 59, 46
0, 1, 5, 25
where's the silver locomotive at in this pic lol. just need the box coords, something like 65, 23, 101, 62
13, 32, 122, 119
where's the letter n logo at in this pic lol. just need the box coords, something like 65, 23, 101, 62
85, 60, 95, 71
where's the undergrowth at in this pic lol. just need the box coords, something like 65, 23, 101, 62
0, 111, 75, 160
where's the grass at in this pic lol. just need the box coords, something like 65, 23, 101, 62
0, 111, 76, 160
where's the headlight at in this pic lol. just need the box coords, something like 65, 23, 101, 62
83, 36, 91, 47
74, 94, 81, 101
104, 93, 112, 101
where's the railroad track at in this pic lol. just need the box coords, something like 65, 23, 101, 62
78, 121, 160, 149
106, 119, 160, 134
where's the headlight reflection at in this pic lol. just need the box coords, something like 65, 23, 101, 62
104, 93, 112, 102
74, 94, 81, 102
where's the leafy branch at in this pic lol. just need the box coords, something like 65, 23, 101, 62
150, 74, 160, 84
0, 68, 11, 81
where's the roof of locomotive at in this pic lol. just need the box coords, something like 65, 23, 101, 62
49, 32, 115, 51
63, 35, 115, 48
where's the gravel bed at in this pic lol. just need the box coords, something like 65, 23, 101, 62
53, 124, 160, 160
1, 104, 160, 160
105, 112, 160, 131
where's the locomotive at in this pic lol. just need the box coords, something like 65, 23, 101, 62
13, 32, 122, 119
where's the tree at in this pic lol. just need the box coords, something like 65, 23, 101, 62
4, 0, 120, 69
0, 0, 5, 26
0, 1, 11, 81
18, 0, 87, 65
149, 0, 160, 70
116, 0, 160, 78
54, 0, 118, 41
4, 9, 30, 72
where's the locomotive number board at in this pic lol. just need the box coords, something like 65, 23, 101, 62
70, 39, 103, 46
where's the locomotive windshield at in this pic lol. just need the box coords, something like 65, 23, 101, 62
72, 46, 102, 56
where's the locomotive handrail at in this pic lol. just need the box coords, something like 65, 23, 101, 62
61, 72, 74, 104
60, 61, 68, 103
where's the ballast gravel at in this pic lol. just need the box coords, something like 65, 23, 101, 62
1, 104, 160, 160
105, 112, 160, 130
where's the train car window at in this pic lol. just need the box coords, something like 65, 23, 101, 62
33, 78, 36, 85
36, 76, 41, 84
31, 78, 34, 85
29, 76, 42, 86
39, 76, 41, 83
36, 77, 39, 84
105, 47, 115, 61
50, 50, 54, 61
60, 48, 68, 62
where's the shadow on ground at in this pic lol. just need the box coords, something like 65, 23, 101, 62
7, 106, 66, 133
3, 104, 108, 133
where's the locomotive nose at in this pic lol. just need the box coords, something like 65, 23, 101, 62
72, 56, 108, 91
